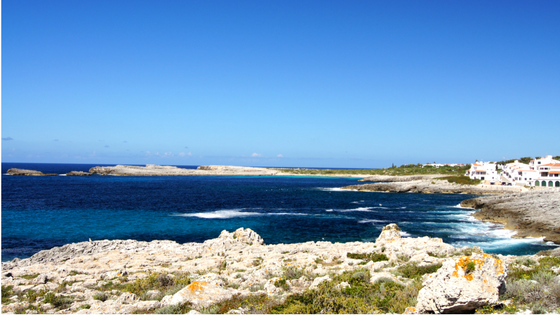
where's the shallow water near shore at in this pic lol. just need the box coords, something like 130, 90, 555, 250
2, 163, 557, 261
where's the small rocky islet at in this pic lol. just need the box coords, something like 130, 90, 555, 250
2, 224, 560, 314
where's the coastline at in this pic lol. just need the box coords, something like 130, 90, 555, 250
0, 225, 520, 314
460, 191, 560, 244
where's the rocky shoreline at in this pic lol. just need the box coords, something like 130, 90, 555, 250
3, 225, 537, 314
460, 190, 560, 244
341, 178, 521, 195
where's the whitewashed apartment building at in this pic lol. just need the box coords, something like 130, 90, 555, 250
468, 155, 560, 187
464, 162, 500, 182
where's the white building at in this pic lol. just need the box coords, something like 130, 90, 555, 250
530, 155, 560, 187
470, 155, 560, 187
465, 162, 499, 182
502, 160, 534, 186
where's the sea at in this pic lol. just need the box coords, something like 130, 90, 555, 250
2, 163, 557, 262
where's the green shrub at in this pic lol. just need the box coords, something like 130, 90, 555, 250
93, 292, 109, 302
271, 269, 421, 314
124, 272, 190, 299
347, 252, 389, 262
20, 274, 39, 280
44, 292, 74, 309
1, 285, 14, 304
284, 267, 305, 280
394, 262, 443, 279
502, 269, 560, 313
155, 302, 193, 314
274, 278, 289, 291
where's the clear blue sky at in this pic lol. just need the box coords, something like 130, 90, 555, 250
2, 0, 559, 168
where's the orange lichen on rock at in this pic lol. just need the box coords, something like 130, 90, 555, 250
186, 281, 208, 293
453, 256, 485, 281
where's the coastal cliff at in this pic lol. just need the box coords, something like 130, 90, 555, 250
2, 225, 530, 314
461, 191, 560, 244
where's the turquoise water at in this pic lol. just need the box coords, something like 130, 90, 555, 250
2, 163, 557, 261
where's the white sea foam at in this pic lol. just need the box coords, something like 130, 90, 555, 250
453, 203, 472, 209
59, 174, 67, 176
174, 209, 308, 219
358, 219, 385, 224
400, 231, 411, 237
317, 188, 348, 192
328, 207, 377, 213
176, 210, 261, 219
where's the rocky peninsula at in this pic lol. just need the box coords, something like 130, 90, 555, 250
3, 225, 560, 314
461, 190, 560, 244
89, 165, 281, 176
6, 165, 281, 177
341, 176, 523, 195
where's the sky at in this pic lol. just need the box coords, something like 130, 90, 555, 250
2, 0, 559, 168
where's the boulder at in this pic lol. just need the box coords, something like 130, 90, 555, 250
309, 275, 331, 290
415, 252, 507, 313
166, 281, 233, 308
376, 224, 401, 243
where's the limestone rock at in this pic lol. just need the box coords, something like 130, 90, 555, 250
33, 274, 48, 284
116, 292, 139, 304
309, 275, 331, 289
415, 253, 507, 313
167, 281, 233, 308
376, 223, 401, 243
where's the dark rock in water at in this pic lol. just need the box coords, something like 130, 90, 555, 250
66, 171, 91, 176
6, 168, 57, 176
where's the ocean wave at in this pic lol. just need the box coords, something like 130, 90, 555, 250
400, 231, 411, 237
358, 219, 385, 224
453, 203, 472, 209
174, 209, 309, 219
59, 174, 67, 176
317, 188, 348, 192
326, 207, 377, 213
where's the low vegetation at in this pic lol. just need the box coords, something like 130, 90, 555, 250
435, 175, 482, 186
346, 252, 389, 262
492, 256, 560, 314
393, 262, 443, 280
271, 269, 422, 314
124, 272, 191, 300
273, 164, 469, 176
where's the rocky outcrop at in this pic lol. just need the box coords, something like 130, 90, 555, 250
342, 179, 513, 195
88, 165, 280, 176
2, 225, 543, 314
166, 281, 233, 308
66, 171, 91, 176
416, 252, 507, 313
461, 190, 560, 244
6, 168, 57, 176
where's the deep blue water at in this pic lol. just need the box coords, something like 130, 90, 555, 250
2, 163, 557, 261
